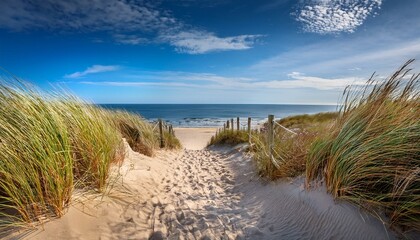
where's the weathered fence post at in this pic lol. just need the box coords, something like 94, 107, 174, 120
237, 117, 240, 131
159, 119, 164, 148
169, 125, 174, 136
248, 117, 251, 144
268, 115, 274, 160
231, 119, 234, 132
227, 120, 230, 129
223, 123, 226, 131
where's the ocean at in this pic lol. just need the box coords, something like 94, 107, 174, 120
100, 104, 338, 127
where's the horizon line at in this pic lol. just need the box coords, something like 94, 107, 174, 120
94, 103, 340, 106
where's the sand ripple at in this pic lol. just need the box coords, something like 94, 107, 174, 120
147, 146, 395, 240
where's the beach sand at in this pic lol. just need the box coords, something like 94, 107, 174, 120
13, 128, 397, 240
173, 127, 217, 150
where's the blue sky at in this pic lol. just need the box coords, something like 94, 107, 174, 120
0, 0, 419, 104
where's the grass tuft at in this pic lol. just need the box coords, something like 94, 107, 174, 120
162, 131, 182, 150
109, 111, 159, 156
209, 130, 249, 146
253, 112, 336, 179
306, 59, 419, 230
0, 74, 180, 228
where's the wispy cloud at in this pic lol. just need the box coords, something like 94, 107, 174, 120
164, 0, 230, 8
125, 71, 255, 84
113, 34, 149, 45
275, 72, 365, 90
161, 31, 262, 54
295, 0, 382, 34
76, 70, 362, 90
64, 65, 120, 79
80, 81, 198, 88
0, 0, 173, 32
257, 0, 291, 12
0, 0, 261, 54
251, 37, 420, 78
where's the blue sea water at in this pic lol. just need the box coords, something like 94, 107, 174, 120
100, 104, 338, 127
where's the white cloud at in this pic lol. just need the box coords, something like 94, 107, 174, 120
80, 81, 197, 88
0, 0, 172, 32
275, 72, 365, 90
0, 0, 261, 54
77, 70, 363, 90
126, 71, 255, 84
251, 37, 420, 78
295, 0, 382, 34
64, 65, 120, 79
161, 31, 262, 54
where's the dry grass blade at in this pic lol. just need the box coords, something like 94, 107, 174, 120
306, 59, 420, 231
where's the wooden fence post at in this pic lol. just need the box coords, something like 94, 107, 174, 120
223, 123, 226, 131
248, 117, 251, 144
231, 119, 234, 132
227, 120, 230, 129
237, 117, 240, 131
169, 125, 174, 136
268, 115, 274, 160
159, 119, 164, 148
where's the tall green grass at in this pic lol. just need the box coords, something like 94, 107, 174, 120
209, 129, 249, 146
162, 130, 182, 150
207, 113, 336, 179
306, 60, 419, 230
59, 101, 124, 190
0, 75, 180, 228
253, 113, 335, 179
110, 110, 159, 156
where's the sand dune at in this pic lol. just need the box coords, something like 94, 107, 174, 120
14, 128, 397, 240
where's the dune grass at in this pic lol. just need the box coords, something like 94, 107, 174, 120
109, 110, 159, 157
162, 130, 182, 150
0, 83, 76, 225
306, 60, 419, 231
209, 129, 249, 146
277, 112, 338, 130
0, 75, 180, 228
207, 61, 419, 231
207, 112, 337, 179
253, 112, 336, 179
59, 101, 124, 191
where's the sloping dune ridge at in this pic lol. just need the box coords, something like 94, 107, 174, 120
17, 128, 399, 240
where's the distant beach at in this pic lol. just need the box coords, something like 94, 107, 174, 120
100, 104, 338, 127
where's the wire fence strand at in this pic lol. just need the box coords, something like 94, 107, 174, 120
274, 121, 297, 135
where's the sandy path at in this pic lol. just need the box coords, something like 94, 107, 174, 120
148, 149, 247, 239
13, 128, 401, 240
146, 146, 395, 240
174, 128, 217, 150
